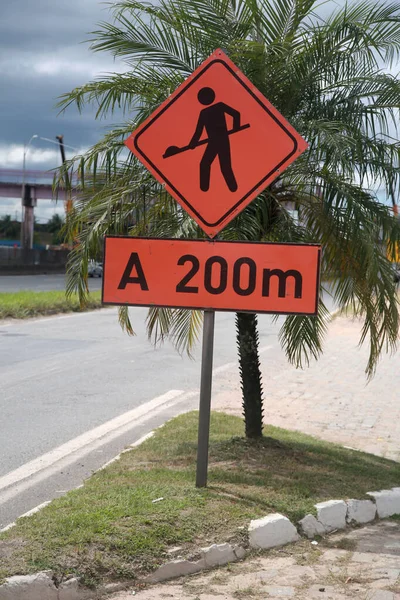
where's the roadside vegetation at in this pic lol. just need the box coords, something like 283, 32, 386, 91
1, 411, 399, 587
0, 213, 65, 247
0, 290, 102, 320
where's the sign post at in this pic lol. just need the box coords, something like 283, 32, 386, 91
196, 310, 215, 487
105, 48, 317, 488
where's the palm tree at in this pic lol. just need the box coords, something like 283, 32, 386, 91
0, 215, 13, 238
58, 0, 400, 438
0, 215, 20, 240
46, 213, 64, 234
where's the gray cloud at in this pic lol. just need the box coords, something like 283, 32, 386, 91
0, 0, 349, 157
0, 0, 122, 150
0, 0, 110, 52
0, 0, 124, 219
0, 0, 393, 221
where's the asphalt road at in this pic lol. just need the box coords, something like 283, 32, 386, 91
0, 306, 284, 529
0, 273, 102, 293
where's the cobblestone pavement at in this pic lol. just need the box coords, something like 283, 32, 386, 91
211, 316, 400, 461
111, 521, 400, 600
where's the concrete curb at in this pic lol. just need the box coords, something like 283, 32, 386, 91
144, 543, 247, 584
1, 481, 398, 598
249, 513, 299, 549
299, 489, 400, 538
0, 572, 128, 600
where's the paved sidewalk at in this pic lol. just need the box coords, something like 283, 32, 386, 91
212, 316, 400, 461
111, 521, 400, 600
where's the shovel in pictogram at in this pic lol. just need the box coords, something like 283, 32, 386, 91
163, 123, 250, 159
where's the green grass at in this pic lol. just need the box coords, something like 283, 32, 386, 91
0, 290, 102, 319
0, 411, 399, 587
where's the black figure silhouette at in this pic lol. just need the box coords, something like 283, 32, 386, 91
189, 87, 240, 192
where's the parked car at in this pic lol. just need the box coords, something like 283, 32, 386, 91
88, 261, 103, 278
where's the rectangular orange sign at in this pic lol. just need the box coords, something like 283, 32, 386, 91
102, 237, 321, 315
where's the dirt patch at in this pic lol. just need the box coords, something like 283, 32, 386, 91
0, 537, 26, 561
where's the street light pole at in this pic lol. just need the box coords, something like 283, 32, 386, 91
19, 135, 78, 249
55, 135, 74, 215
39, 136, 77, 151
21, 134, 38, 249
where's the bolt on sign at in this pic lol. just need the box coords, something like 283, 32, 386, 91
124, 49, 308, 238
102, 237, 321, 316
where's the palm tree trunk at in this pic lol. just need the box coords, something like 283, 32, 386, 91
235, 312, 264, 438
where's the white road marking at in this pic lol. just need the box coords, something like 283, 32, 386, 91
259, 345, 273, 353
0, 344, 272, 524
0, 430, 161, 531
19, 501, 51, 519
0, 389, 198, 508
0, 521, 15, 533
129, 431, 155, 448
17, 310, 109, 325
212, 362, 236, 375
0, 501, 51, 533
96, 431, 155, 472
0, 389, 184, 494
211, 348, 273, 377
0, 307, 115, 329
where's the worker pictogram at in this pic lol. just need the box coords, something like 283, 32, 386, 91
164, 87, 248, 193
125, 49, 308, 238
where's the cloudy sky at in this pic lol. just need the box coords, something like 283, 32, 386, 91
0, 0, 395, 223
0, 0, 123, 221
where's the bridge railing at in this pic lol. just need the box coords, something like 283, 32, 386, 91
0, 169, 54, 185
0, 169, 78, 186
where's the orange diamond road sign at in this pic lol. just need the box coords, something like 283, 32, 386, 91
125, 49, 308, 238
102, 237, 321, 315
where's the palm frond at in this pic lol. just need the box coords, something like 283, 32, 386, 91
279, 299, 330, 368
147, 307, 203, 355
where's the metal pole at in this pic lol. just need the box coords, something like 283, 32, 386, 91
20, 147, 26, 247
196, 309, 215, 488
24, 205, 34, 250
56, 135, 73, 214
21, 135, 38, 248
389, 176, 398, 216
